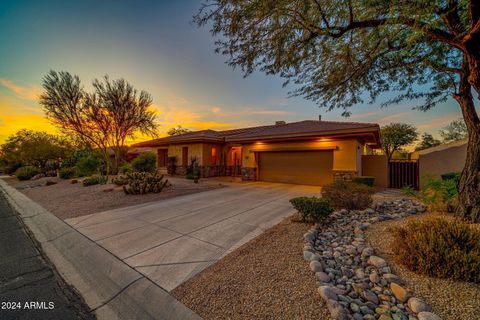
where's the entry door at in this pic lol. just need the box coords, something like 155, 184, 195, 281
258, 151, 333, 186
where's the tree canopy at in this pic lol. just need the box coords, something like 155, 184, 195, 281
440, 118, 468, 142
40, 71, 158, 173
415, 132, 442, 151
380, 123, 418, 160
168, 125, 191, 136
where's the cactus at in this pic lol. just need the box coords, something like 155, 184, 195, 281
122, 171, 170, 195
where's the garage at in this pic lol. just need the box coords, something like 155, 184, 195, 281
257, 150, 334, 186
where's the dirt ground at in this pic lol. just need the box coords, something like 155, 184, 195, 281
3, 175, 224, 220
172, 218, 329, 320
366, 212, 480, 320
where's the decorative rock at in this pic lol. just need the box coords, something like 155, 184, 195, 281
379, 315, 393, 320
341, 267, 354, 278
45, 180, 57, 186
362, 289, 379, 304
408, 298, 431, 313
390, 283, 409, 303
315, 271, 331, 282
326, 299, 349, 320
318, 286, 338, 301
369, 272, 380, 283
352, 313, 363, 320
303, 251, 318, 261
310, 260, 323, 273
384, 273, 405, 285
368, 255, 387, 268
360, 305, 374, 315
350, 302, 360, 313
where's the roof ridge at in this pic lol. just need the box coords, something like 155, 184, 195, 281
300, 119, 379, 126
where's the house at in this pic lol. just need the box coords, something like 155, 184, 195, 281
132, 120, 381, 186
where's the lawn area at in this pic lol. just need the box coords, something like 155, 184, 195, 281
3, 175, 224, 220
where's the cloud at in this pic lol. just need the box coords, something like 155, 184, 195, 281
0, 79, 42, 101
211, 106, 221, 113
417, 114, 459, 130
375, 112, 412, 125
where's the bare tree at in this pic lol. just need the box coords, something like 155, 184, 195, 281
40, 71, 158, 174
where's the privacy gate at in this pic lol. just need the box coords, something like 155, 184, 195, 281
389, 160, 419, 190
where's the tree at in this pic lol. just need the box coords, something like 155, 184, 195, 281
40, 71, 158, 174
415, 132, 442, 151
195, 1, 480, 222
167, 125, 191, 136
439, 118, 468, 143
380, 123, 418, 160
0, 130, 73, 171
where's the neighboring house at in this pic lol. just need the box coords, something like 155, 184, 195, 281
411, 139, 467, 187
132, 120, 381, 186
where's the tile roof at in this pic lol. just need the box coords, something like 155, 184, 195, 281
132, 120, 379, 147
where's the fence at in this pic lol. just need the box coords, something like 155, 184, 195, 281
388, 160, 419, 190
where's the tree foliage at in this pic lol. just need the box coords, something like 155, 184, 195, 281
40, 71, 158, 173
380, 123, 418, 160
0, 130, 74, 172
440, 118, 468, 142
415, 132, 442, 151
167, 125, 191, 136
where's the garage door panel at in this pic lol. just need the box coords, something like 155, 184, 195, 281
258, 151, 333, 186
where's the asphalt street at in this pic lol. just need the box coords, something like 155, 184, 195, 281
0, 193, 94, 320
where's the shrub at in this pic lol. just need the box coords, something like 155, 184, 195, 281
290, 196, 334, 223
14, 166, 41, 181
401, 185, 417, 197
59, 167, 76, 179
76, 154, 101, 177
131, 152, 157, 173
392, 217, 480, 283
82, 175, 108, 187
421, 176, 458, 212
112, 175, 129, 186
353, 176, 376, 187
122, 171, 170, 195
119, 164, 132, 174
441, 172, 461, 184
321, 180, 374, 210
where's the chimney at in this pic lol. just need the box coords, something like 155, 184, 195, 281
318, 115, 322, 121
275, 121, 286, 126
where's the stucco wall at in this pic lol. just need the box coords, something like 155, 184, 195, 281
167, 143, 204, 166
242, 139, 361, 172
418, 143, 467, 186
362, 155, 388, 188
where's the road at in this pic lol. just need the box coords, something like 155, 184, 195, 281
0, 193, 94, 320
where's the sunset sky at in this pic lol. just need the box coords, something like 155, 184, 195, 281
0, 0, 470, 144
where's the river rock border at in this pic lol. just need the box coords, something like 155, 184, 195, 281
303, 199, 442, 320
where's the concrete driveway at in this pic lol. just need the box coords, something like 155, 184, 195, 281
65, 181, 319, 291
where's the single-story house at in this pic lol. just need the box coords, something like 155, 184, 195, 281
131, 120, 381, 186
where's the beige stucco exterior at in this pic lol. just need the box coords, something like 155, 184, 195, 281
361, 155, 388, 188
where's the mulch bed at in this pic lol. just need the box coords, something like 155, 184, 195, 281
172, 218, 329, 319
366, 212, 480, 320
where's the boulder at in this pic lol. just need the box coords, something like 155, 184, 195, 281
368, 255, 387, 268
315, 271, 331, 282
390, 283, 409, 303
362, 289, 379, 304
408, 298, 431, 313
318, 286, 338, 301
309, 260, 323, 273
417, 312, 441, 320
383, 273, 405, 285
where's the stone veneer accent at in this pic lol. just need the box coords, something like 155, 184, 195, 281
333, 170, 357, 181
241, 167, 256, 181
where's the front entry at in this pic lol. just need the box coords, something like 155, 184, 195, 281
258, 150, 333, 186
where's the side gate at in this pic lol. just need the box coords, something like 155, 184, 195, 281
389, 160, 419, 190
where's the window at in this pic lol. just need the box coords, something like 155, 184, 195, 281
182, 147, 188, 166
211, 147, 217, 165
157, 149, 168, 167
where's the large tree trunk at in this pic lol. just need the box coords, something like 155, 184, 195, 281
455, 60, 480, 222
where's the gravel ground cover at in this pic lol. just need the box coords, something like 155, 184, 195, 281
3, 176, 223, 219
172, 218, 331, 320
367, 213, 480, 320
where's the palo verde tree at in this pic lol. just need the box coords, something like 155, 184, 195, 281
440, 118, 469, 142
40, 71, 158, 174
195, 0, 480, 222
415, 132, 442, 151
167, 125, 192, 136
380, 123, 418, 160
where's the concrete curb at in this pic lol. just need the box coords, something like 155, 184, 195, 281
0, 179, 201, 320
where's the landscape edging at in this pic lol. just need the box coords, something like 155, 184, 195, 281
0, 179, 201, 320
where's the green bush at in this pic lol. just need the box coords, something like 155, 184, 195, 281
441, 172, 461, 184
82, 175, 108, 187
393, 217, 480, 283
122, 171, 170, 195
353, 176, 376, 187
76, 154, 101, 177
290, 196, 334, 223
119, 164, 132, 174
59, 167, 76, 179
321, 180, 374, 210
401, 185, 417, 197
112, 175, 129, 186
131, 152, 157, 173
61, 149, 94, 168
14, 166, 41, 180
421, 176, 458, 212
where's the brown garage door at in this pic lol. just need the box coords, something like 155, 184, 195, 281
258, 151, 333, 186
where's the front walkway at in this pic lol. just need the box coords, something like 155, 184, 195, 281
65, 182, 319, 291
